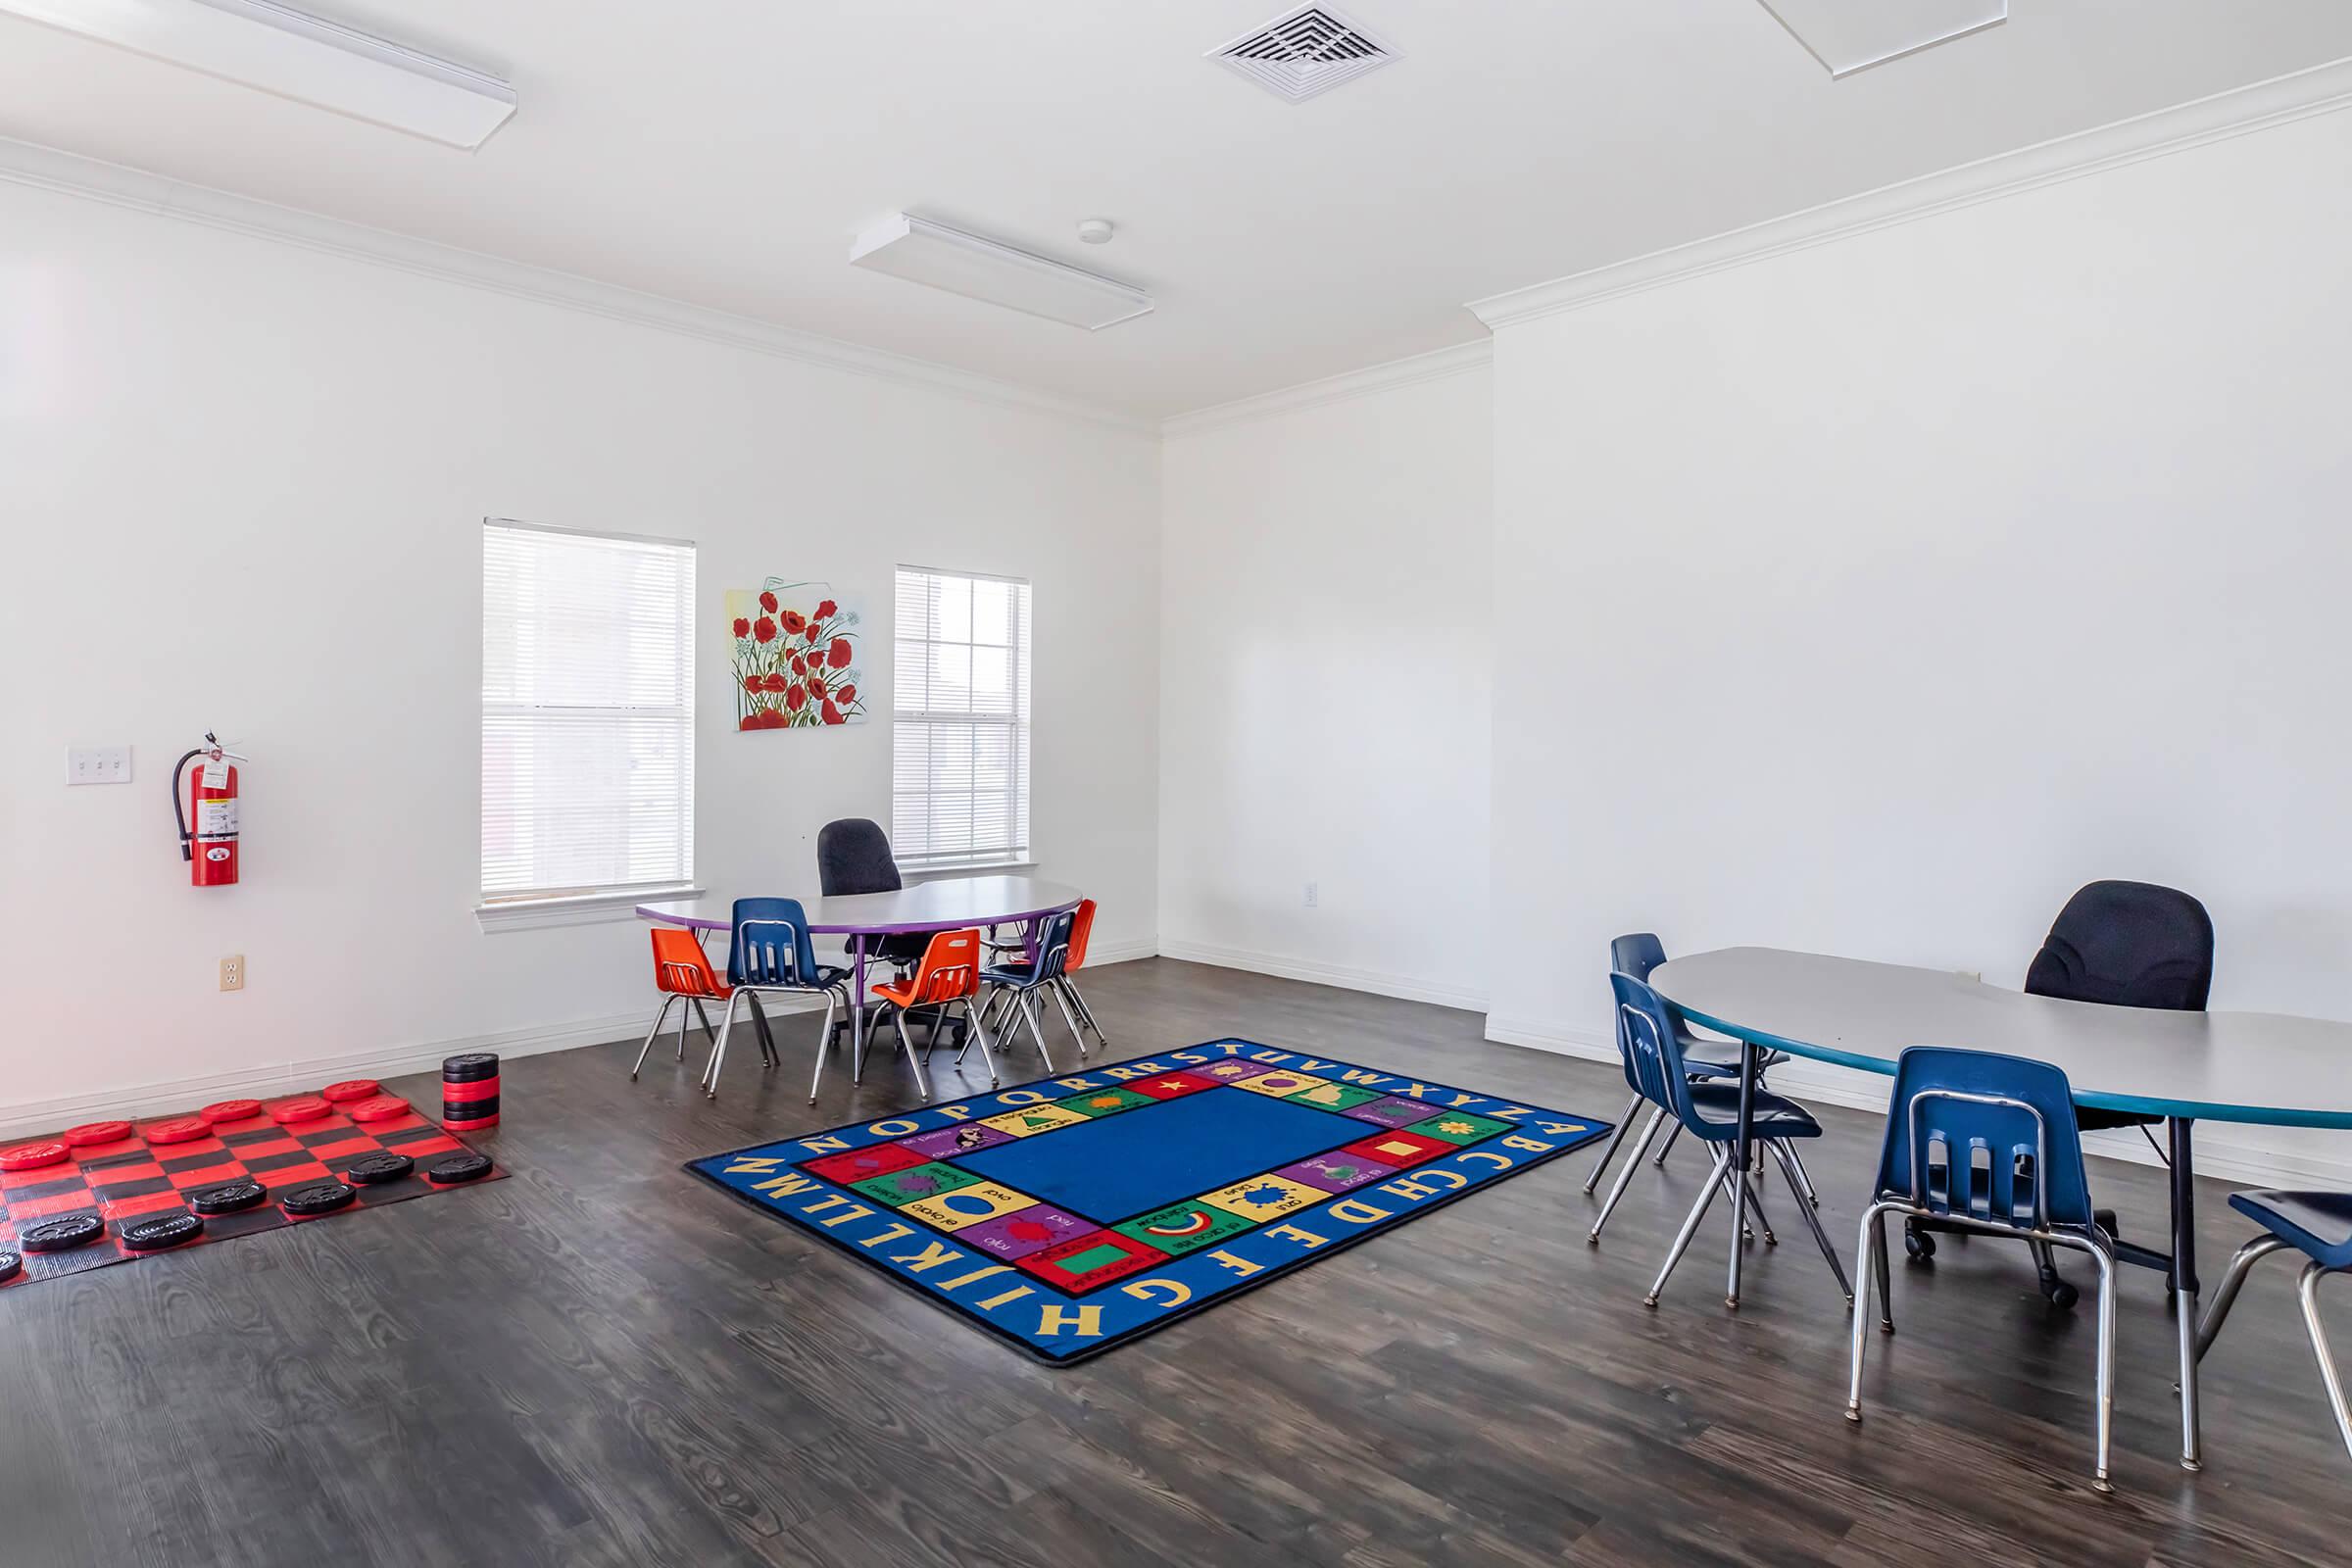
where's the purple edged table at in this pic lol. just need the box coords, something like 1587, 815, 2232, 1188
636, 877, 1082, 1077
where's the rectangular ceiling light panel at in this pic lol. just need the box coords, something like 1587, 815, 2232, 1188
849, 215, 1153, 331
0, 0, 516, 148
1756, 0, 2005, 77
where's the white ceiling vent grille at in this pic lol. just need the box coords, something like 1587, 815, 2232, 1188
1209, 6, 1396, 104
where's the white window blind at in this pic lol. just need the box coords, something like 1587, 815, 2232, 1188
481, 520, 695, 902
894, 565, 1031, 868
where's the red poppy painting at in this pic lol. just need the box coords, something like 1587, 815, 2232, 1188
727, 578, 866, 731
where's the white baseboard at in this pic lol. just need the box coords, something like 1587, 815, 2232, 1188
1156, 939, 1487, 1012
1483, 1014, 2352, 1193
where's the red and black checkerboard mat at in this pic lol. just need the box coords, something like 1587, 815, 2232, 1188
0, 1095, 498, 1289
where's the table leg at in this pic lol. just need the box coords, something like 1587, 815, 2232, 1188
2173, 1116, 2202, 1471
850, 933, 868, 1086
1726, 1039, 1757, 1310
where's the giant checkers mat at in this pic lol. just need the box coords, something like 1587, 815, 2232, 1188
0, 1094, 498, 1290
690, 1039, 1608, 1362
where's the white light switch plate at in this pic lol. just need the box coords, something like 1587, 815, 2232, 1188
68, 746, 132, 785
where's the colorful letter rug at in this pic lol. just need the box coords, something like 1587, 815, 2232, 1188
688, 1039, 1609, 1363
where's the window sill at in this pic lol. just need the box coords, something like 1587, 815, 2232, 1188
474, 885, 705, 933
903, 859, 1038, 882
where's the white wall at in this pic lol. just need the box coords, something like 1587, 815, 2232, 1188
1156, 362, 1494, 1008
0, 177, 1159, 1122
1486, 105, 2352, 1181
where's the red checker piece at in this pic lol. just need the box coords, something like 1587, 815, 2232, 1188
320, 1079, 379, 1102
1335, 1130, 1454, 1170
347, 1096, 412, 1123
0, 1141, 70, 1173
143, 1117, 216, 1146
440, 1077, 499, 1104
199, 1099, 264, 1126
60, 1120, 133, 1149
270, 1098, 334, 1125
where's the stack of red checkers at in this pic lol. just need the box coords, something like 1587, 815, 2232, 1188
442, 1053, 499, 1130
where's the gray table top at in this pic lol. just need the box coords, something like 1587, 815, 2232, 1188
1648, 947, 2352, 1129
636, 877, 1082, 938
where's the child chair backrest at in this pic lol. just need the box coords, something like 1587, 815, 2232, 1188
1874, 1047, 2094, 1233
904, 928, 983, 1007
1025, 908, 1076, 985
730, 897, 819, 987
1064, 900, 1098, 973
1608, 971, 1702, 1126
651, 927, 725, 998
1609, 932, 1669, 984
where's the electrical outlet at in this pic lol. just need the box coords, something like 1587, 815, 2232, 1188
1303, 882, 1319, 908
220, 955, 244, 992
67, 746, 132, 785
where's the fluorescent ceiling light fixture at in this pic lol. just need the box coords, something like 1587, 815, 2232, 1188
0, 0, 516, 148
849, 214, 1153, 331
1756, 0, 2005, 78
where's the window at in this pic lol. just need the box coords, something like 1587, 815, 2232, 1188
481, 520, 695, 905
894, 565, 1031, 868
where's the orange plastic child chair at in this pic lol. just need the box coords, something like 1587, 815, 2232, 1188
869, 927, 994, 1101
631, 927, 733, 1081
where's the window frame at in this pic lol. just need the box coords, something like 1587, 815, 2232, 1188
891, 564, 1033, 873
476, 517, 701, 926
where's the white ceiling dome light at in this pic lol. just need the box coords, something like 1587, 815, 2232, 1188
1076, 219, 1115, 245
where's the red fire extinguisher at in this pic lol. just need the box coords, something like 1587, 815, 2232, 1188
172, 732, 246, 887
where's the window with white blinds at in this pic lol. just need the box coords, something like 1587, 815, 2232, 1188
894, 565, 1031, 868
481, 520, 695, 903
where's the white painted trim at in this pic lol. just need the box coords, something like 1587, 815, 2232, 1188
475, 885, 705, 932
1077, 939, 1159, 968
1158, 939, 1487, 1011
1158, 339, 1492, 437
1467, 55, 2352, 330
1482, 1014, 2352, 1192
0, 135, 1155, 437
0, 1005, 659, 1141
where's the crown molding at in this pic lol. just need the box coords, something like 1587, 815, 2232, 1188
0, 135, 1156, 437
1159, 337, 1492, 438
1469, 54, 2352, 331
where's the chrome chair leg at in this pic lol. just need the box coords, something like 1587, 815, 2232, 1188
1645, 1145, 1732, 1306
1063, 976, 1106, 1046
1584, 1093, 1645, 1196
1786, 1144, 1821, 1207
1590, 1105, 1664, 1243
2090, 1238, 2119, 1493
1652, 1121, 1684, 1168
894, 1007, 931, 1102
807, 991, 840, 1104
703, 991, 745, 1100
676, 995, 694, 1061
1870, 1210, 1894, 1334
1047, 980, 1090, 1059
963, 998, 1001, 1087
2197, 1234, 2292, 1361
689, 998, 719, 1046
630, 996, 679, 1079
744, 990, 777, 1069
1847, 1200, 1900, 1420
1018, 989, 1058, 1074
1730, 1166, 1776, 1246
2296, 1262, 2352, 1464
1770, 1141, 1851, 1302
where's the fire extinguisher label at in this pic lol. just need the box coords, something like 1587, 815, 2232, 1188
200, 756, 228, 789
206, 846, 232, 862
198, 799, 239, 836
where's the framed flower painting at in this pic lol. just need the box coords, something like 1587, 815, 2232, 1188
725, 578, 867, 730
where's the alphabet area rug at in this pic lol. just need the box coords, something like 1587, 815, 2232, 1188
687, 1039, 1610, 1363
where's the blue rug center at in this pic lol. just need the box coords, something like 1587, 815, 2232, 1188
953, 1085, 1357, 1222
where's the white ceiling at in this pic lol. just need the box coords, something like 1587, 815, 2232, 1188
4, 2, 2349, 418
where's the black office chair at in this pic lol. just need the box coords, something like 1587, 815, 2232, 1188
1906, 880, 2214, 1307
816, 817, 934, 1048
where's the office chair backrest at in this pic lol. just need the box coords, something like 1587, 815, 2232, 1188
1609, 932, 1670, 984
1874, 1047, 2094, 1232
651, 927, 725, 998
2026, 880, 2213, 1011
817, 818, 903, 898
730, 897, 819, 987
1609, 971, 1702, 1127
901, 928, 983, 1007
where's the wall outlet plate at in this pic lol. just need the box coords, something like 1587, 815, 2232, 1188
68, 746, 131, 785
220, 955, 245, 992
1303, 882, 1319, 908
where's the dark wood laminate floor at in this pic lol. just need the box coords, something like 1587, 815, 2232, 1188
5, 957, 2348, 1567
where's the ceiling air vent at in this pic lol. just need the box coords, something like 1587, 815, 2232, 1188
1209, 5, 1396, 104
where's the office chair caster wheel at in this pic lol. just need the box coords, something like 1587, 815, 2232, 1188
1903, 1222, 1936, 1263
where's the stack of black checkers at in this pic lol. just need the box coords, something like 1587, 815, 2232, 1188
442, 1052, 500, 1131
